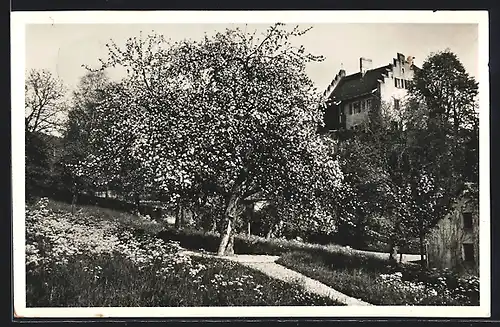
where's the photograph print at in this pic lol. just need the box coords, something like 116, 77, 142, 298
12, 10, 490, 318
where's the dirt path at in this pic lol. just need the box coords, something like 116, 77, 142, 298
180, 250, 372, 306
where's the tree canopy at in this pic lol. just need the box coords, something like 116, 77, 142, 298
82, 24, 345, 254
25, 69, 67, 135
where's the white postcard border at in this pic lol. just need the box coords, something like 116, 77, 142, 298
11, 10, 490, 318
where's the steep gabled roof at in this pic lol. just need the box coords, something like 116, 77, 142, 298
330, 64, 392, 101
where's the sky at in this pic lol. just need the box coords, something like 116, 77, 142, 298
25, 23, 479, 93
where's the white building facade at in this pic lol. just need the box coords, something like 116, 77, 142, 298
323, 53, 417, 131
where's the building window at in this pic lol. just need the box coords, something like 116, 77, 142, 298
353, 101, 360, 114
360, 100, 366, 112
394, 78, 404, 89
463, 243, 474, 262
394, 78, 408, 89
463, 212, 473, 230
348, 103, 353, 115
394, 98, 400, 110
366, 98, 372, 110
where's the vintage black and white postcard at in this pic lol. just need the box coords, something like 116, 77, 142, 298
11, 10, 490, 318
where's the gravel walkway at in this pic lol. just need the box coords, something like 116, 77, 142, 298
180, 250, 372, 306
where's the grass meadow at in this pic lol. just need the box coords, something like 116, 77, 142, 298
25, 197, 478, 307
26, 198, 342, 307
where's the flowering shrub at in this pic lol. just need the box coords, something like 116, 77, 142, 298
377, 270, 479, 305
378, 272, 443, 305
26, 198, 342, 307
403, 267, 479, 305
26, 198, 185, 273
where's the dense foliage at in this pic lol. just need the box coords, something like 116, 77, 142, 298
25, 24, 479, 279
331, 50, 479, 262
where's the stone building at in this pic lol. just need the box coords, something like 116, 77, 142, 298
322, 53, 417, 131
425, 185, 479, 275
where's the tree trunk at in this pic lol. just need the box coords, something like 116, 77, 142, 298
226, 232, 235, 256
180, 206, 185, 228
389, 241, 399, 264
134, 193, 141, 216
399, 252, 403, 264
217, 192, 241, 256
419, 234, 427, 269
209, 218, 216, 233
247, 206, 253, 236
174, 204, 182, 230
71, 192, 78, 215
217, 218, 234, 256
266, 223, 274, 240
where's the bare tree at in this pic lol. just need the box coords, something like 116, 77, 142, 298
25, 69, 67, 135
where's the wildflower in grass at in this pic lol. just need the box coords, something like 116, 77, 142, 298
25, 201, 188, 280
26, 199, 346, 307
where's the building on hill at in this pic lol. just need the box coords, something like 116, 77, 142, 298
425, 183, 479, 275
322, 53, 418, 131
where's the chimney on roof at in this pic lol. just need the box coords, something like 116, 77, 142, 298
360, 57, 372, 76
406, 56, 415, 67
397, 53, 405, 63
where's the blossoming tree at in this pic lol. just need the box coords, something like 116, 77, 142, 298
84, 24, 344, 255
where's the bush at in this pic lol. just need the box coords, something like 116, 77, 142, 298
401, 266, 479, 304
26, 132, 52, 200
156, 226, 404, 265
157, 228, 222, 253
156, 227, 337, 256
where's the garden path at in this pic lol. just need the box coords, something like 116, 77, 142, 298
179, 250, 373, 306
